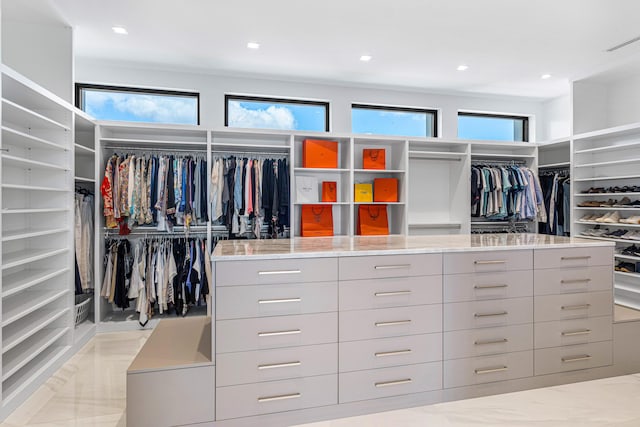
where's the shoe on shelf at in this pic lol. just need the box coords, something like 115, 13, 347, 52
625, 216, 640, 224
614, 197, 632, 207
615, 262, 636, 273
600, 199, 618, 207
630, 200, 640, 206
591, 228, 610, 237
582, 187, 606, 194
579, 200, 606, 207
621, 245, 639, 256
580, 214, 598, 222
603, 211, 621, 223
627, 231, 640, 241
595, 212, 613, 222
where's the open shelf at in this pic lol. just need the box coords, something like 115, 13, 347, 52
409, 222, 462, 229
575, 141, 640, 154
293, 168, 350, 173
471, 153, 535, 159
408, 151, 466, 161
615, 271, 640, 280
74, 143, 95, 154
2, 327, 69, 381
1, 154, 69, 171
539, 161, 570, 168
575, 207, 640, 211
2, 289, 69, 327
101, 137, 207, 149
573, 122, 640, 142
2, 126, 67, 151
1, 343, 69, 403
575, 158, 640, 168
354, 169, 405, 174
2, 268, 69, 298
1, 98, 70, 131
2, 308, 69, 353
74, 176, 95, 183
354, 202, 405, 205
2, 228, 68, 242
615, 254, 640, 262
293, 202, 350, 205
577, 234, 636, 244
2, 208, 69, 215
574, 174, 640, 182
576, 221, 640, 228
575, 192, 640, 197
2, 184, 68, 192
2, 248, 68, 270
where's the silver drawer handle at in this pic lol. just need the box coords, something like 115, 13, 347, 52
560, 279, 591, 284
374, 264, 411, 270
258, 361, 301, 370
375, 320, 412, 327
561, 329, 591, 337
474, 311, 508, 318
561, 256, 591, 261
257, 393, 301, 403
375, 349, 412, 357
258, 298, 302, 304
474, 260, 506, 265
375, 290, 411, 297
562, 354, 592, 363
561, 304, 591, 311
475, 366, 508, 375
258, 329, 301, 337
475, 338, 508, 345
258, 270, 301, 276
375, 378, 412, 387
474, 284, 508, 290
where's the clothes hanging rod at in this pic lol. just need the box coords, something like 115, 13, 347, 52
212, 150, 289, 157
472, 160, 527, 166
103, 146, 208, 153
105, 231, 209, 239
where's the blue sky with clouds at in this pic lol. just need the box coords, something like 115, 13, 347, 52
85, 91, 520, 141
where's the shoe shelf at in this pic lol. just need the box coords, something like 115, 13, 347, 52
578, 235, 638, 244
2, 308, 69, 353
539, 161, 570, 168
2, 268, 69, 298
615, 254, 640, 262
575, 207, 640, 211
575, 158, 640, 168
615, 271, 640, 280
575, 141, 640, 154
1, 154, 70, 172
575, 193, 640, 197
1, 126, 68, 152
576, 221, 640, 228
574, 175, 640, 182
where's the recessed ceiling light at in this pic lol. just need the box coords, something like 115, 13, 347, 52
457, 65, 468, 71
360, 55, 372, 62
541, 74, 552, 79
247, 42, 260, 49
112, 26, 128, 35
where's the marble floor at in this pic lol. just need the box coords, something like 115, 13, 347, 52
1, 329, 640, 426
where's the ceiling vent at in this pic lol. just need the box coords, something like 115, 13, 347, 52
606, 35, 640, 52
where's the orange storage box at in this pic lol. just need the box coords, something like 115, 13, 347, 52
363, 148, 386, 170
374, 178, 398, 202
301, 205, 334, 237
303, 139, 338, 168
357, 204, 389, 236
322, 181, 337, 202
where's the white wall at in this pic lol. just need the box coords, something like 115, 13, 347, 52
1, 0, 73, 102
540, 95, 570, 141
76, 59, 549, 141
608, 74, 640, 129
572, 81, 609, 134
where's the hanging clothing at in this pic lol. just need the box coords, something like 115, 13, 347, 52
538, 170, 571, 236
75, 190, 94, 292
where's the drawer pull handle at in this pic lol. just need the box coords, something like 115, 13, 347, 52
375, 378, 412, 388
375, 290, 412, 297
561, 304, 591, 311
562, 354, 592, 363
258, 298, 302, 304
258, 270, 301, 276
474, 284, 508, 290
258, 329, 301, 337
374, 264, 411, 270
375, 320, 412, 327
561, 329, 591, 337
474, 311, 508, 318
475, 338, 508, 345
475, 366, 508, 375
560, 279, 591, 284
258, 361, 301, 370
257, 393, 301, 403
375, 349, 412, 357
474, 260, 506, 265
561, 256, 591, 261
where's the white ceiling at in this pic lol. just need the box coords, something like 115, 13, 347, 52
44, 0, 640, 99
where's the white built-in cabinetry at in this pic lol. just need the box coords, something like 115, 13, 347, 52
0, 65, 76, 417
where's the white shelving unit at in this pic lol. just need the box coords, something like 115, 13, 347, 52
572, 122, 640, 310
0, 65, 75, 415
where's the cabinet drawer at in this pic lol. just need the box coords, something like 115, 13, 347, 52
534, 341, 612, 376
215, 257, 337, 286
340, 305, 442, 342
339, 254, 442, 281
444, 297, 532, 331
444, 270, 533, 303
534, 246, 613, 270
216, 374, 337, 420
534, 316, 613, 349
443, 250, 532, 275
217, 313, 337, 353
216, 282, 337, 320
340, 275, 441, 311
444, 350, 533, 388
443, 324, 533, 360
216, 343, 337, 387
339, 362, 442, 403
339, 333, 442, 373
534, 266, 612, 296
534, 291, 612, 322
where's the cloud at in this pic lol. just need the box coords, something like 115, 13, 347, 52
84, 90, 197, 124
227, 100, 296, 130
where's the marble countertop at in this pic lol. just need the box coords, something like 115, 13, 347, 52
212, 234, 614, 260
